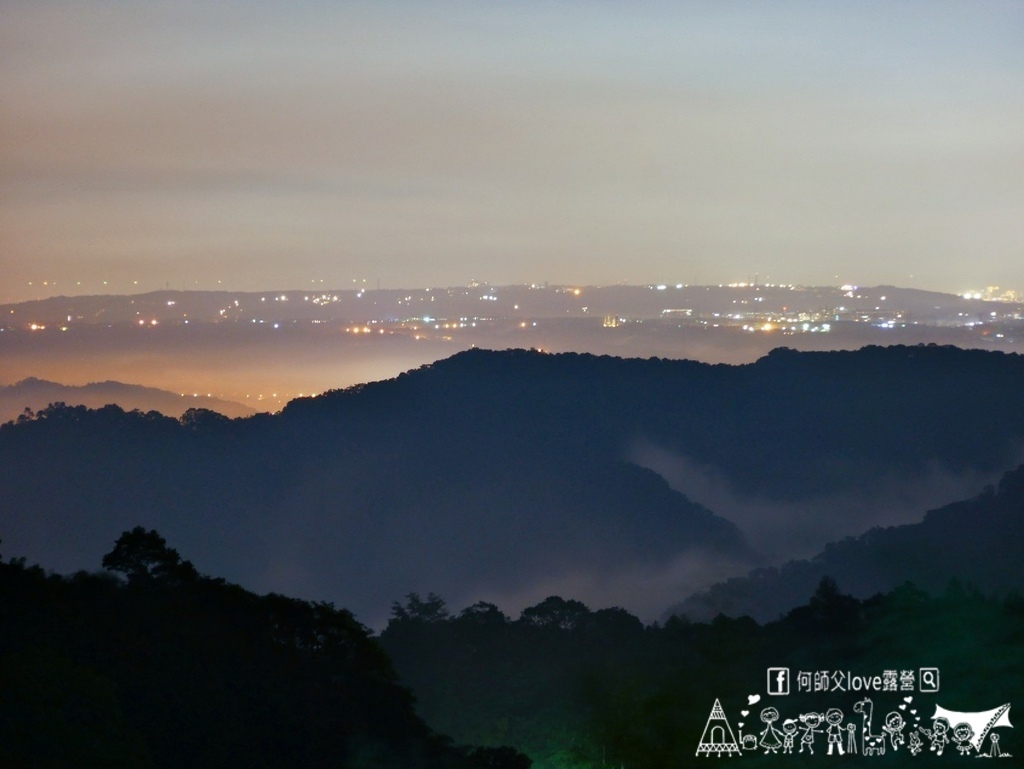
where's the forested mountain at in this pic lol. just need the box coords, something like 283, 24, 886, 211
2, 345, 1024, 625
4, 345, 1024, 768
669, 460, 1024, 622
0, 529, 529, 768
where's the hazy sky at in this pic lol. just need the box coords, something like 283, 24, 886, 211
3, 1, 1023, 302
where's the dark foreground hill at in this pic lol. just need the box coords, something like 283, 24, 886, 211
2, 345, 1024, 624
377, 581, 1024, 768
0, 529, 529, 768
669, 461, 1024, 623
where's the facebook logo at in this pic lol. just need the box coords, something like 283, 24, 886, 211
768, 667, 790, 695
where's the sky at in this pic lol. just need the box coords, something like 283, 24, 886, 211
2, 1, 1023, 303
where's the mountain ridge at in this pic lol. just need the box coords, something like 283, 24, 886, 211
1, 376, 255, 422
2, 344, 1023, 625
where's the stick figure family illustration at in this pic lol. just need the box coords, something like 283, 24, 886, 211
697, 696, 1012, 758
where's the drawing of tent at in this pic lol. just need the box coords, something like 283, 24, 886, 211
696, 698, 741, 757
931, 703, 1012, 752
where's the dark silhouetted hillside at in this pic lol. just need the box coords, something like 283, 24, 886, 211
2, 345, 1024, 625
378, 581, 1024, 768
0, 530, 530, 768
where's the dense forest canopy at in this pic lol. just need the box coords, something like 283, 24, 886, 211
380, 581, 1024, 768
3, 530, 1020, 768
0, 530, 530, 769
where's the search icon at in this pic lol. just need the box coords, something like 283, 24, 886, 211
920, 668, 940, 692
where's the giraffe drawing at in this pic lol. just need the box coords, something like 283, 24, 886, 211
853, 698, 886, 756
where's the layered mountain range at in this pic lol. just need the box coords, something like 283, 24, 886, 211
2, 345, 1022, 625
0, 377, 254, 423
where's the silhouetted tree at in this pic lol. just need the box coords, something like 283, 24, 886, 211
457, 602, 509, 626
101, 527, 198, 585
519, 596, 590, 631
390, 592, 450, 623
179, 407, 230, 431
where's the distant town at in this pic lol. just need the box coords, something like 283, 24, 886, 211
5, 281, 1023, 336
4, 282, 1023, 412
